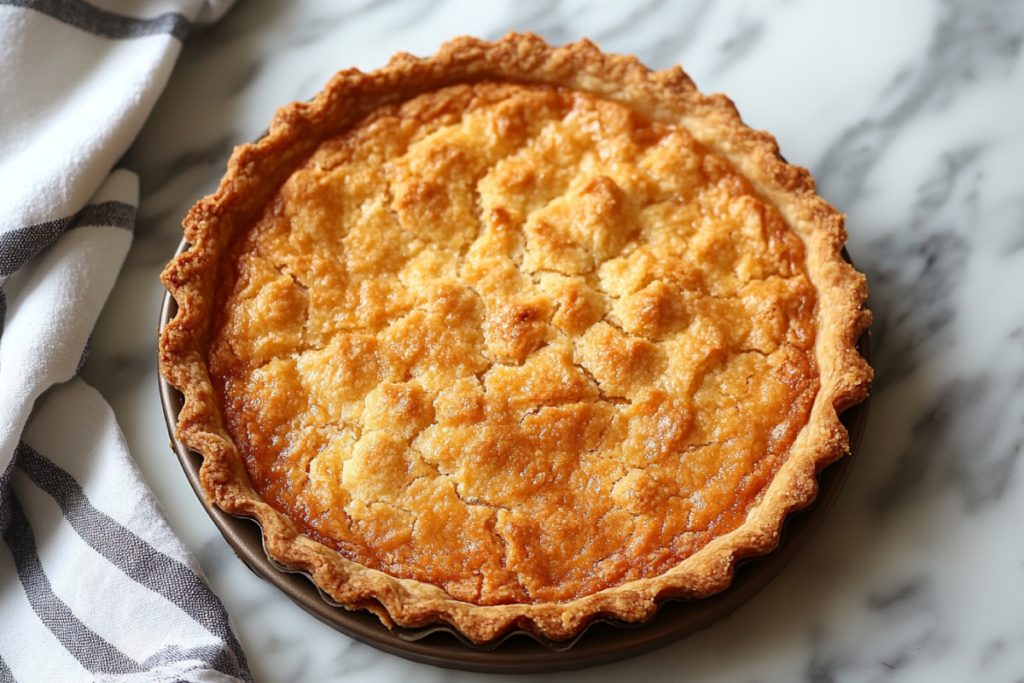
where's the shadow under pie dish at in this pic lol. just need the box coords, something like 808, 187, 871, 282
158, 33, 873, 645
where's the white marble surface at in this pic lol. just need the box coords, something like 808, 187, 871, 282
81, 1, 1024, 680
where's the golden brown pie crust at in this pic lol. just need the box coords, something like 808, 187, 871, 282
159, 33, 872, 643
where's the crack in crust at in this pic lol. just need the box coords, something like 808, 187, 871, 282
159, 33, 872, 643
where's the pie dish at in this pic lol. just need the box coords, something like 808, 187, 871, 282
158, 33, 872, 644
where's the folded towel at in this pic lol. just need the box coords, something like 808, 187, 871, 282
0, 1, 251, 681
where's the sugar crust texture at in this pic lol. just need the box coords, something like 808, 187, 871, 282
160, 33, 872, 643
210, 82, 818, 606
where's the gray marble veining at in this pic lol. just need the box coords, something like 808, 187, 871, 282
82, 1, 1024, 680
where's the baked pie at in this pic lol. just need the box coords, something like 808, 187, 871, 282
159, 33, 872, 643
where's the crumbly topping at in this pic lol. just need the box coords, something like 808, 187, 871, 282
208, 82, 818, 605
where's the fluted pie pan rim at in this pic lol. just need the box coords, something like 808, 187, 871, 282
158, 260, 870, 671
157, 33, 873, 646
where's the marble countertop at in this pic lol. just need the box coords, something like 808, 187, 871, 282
81, 1, 1024, 680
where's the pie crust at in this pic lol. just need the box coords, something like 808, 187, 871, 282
159, 33, 872, 644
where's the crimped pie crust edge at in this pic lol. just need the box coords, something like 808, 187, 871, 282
158, 32, 873, 644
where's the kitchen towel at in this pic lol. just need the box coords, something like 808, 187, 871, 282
0, 1, 251, 681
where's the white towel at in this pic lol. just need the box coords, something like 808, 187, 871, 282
0, 1, 251, 681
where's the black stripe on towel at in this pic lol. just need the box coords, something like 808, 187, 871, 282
0, 458, 14, 538
1, 0, 191, 41
0, 654, 16, 683
0, 201, 136, 279
0, 288, 6, 347
16, 443, 252, 681
2, 491, 141, 675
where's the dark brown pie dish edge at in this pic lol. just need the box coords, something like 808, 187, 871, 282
158, 239, 871, 673
156, 32, 873, 662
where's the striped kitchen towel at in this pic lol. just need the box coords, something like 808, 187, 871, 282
0, 1, 251, 681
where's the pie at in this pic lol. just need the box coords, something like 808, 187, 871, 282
159, 33, 872, 644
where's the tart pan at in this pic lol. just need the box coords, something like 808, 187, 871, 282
158, 239, 870, 674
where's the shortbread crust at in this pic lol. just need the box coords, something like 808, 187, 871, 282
160, 33, 872, 643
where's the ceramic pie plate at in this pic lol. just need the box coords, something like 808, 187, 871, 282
157, 236, 870, 674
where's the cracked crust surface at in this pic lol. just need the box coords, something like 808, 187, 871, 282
160, 33, 872, 643
211, 82, 818, 605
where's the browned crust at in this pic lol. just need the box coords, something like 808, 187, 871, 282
159, 32, 872, 643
